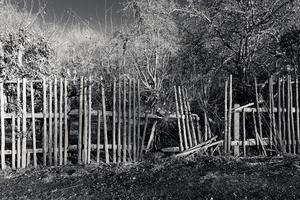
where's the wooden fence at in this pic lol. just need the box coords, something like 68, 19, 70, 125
225, 74, 300, 156
0, 77, 164, 170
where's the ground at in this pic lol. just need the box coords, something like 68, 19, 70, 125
0, 155, 300, 199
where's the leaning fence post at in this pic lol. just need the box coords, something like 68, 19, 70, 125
233, 104, 240, 156
0, 79, 5, 170
21, 78, 27, 168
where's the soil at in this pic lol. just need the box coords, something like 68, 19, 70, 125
1, 154, 300, 200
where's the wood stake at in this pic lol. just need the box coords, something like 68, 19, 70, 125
12, 115, 16, 169
0, 80, 5, 170
64, 78, 68, 165
174, 86, 183, 151
83, 79, 88, 163
43, 79, 47, 166
296, 78, 300, 154
128, 79, 132, 160
59, 78, 63, 165
277, 78, 282, 150
112, 78, 117, 163
117, 79, 121, 163
78, 77, 83, 163
242, 109, 246, 157
185, 88, 197, 145
290, 76, 295, 154
137, 80, 141, 158
178, 87, 188, 149
101, 76, 109, 163
17, 79, 21, 168
133, 79, 137, 161
49, 80, 53, 165
122, 78, 127, 162
224, 79, 228, 153
96, 111, 101, 163
228, 75, 233, 153
88, 77, 92, 164
182, 87, 192, 147
54, 77, 58, 166
287, 75, 291, 153
21, 78, 27, 168
30, 81, 37, 168
282, 79, 286, 153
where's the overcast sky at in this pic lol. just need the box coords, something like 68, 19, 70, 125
24, 0, 125, 27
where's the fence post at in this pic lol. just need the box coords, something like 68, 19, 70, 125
233, 104, 240, 156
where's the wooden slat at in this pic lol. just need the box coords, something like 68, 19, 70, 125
0, 80, 5, 170
54, 78, 58, 166
112, 78, 116, 163
228, 75, 233, 153
83, 79, 88, 164
16, 79, 21, 169
117, 79, 121, 163
178, 87, 188, 149
64, 78, 68, 165
133, 79, 137, 161
128, 79, 132, 160
43, 79, 47, 166
96, 111, 101, 163
140, 114, 149, 159
287, 75, 291, 153
196, 115, 202, 143
78, 77, 83, 163
242, 109, 246, 157
88, 77, 92, 164
290, 76, 295, 154
254, 78, 263, 155
49, 80, 53, 165
174, 86, 183, 151
137, 80, 141, 159
282, 79, 286, 153
277, 78, 282, 150
224, 79, 228, 153
269, 76, 273, 147
21, 78, 27, 168
59, 78, 63, 165
185, 88, 197, 146
12, 115, 16, 169
101, 76, 109, 163
30, 81, 37, 168
122, 78, 127, 162
182, 87, 192, 147
296, 78, 300, 154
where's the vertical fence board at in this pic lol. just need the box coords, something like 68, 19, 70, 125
140, 114, 149, 159
269, 77, 273, 147
182, 87, 192, 147
117, 80, 121, 163
21, 78, 27, 168
290, 76, 295, 154
101, 77, 109, 163
83, 79, 88, 164
112, 78, 116, 163
196, 116, 202, 143
174, 86, 183, 151
17, 79, 21, 168
278, 78, 282, 149
282, 79, 286, 153
133, 79, 137, 161
227, 75, 233, 154
185, 89, 197, 145
12, 115, 16, 169
64, 78, 68, 165
233, 104, 240, 156
54, 78, 58, 166
59, 79, 63, 165
242, 109, 246, 157
128, 79, 132, 160
224, 79, 228, 153
96, 111, 101, 164
88, 77, 92, 164
287, 75, 291, 153
43, 79, 47, 166
0, 80, 5, 170
30, 81, 37, 168
78, 77, 83, 163
178, 87, 188, 149
137, 80, 141, 159
49, 80, 53, 165
296, 78, 300, 154
122, 79, 127, 162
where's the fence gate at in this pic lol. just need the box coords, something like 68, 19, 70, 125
225, 75, 300, 156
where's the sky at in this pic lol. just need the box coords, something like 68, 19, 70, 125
23, 0, 125, 28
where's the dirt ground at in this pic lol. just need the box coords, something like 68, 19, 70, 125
1, 154, 300, 200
